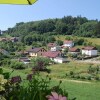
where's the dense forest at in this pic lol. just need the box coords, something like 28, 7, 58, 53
2, 16, 100, 38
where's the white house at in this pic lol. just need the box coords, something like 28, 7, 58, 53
54, 57, 67, 63
63, 40, 74, 48
82, 46, 97, 56
51, 46, 62, 51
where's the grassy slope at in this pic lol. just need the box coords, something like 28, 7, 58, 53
51, 79, 100, 100
47, 62, 100, 100
2, 62, 100, 100
55, 35, 100, 45
61, 81, 100, 100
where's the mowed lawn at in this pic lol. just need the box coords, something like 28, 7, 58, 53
2, 62, 100, 100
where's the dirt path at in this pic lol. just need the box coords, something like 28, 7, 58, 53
54, 78, 91, 84
76, 60, 100, 64
65, 79, 91, 83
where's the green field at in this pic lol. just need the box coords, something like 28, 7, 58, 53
2, 62, 100, 100
55, 35, 100, 45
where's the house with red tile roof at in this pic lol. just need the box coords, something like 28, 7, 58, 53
42, 51, 61, 59
47, 43, 57, 48
47, 43, 61, 51
42, 51, 67, 63
82, 46, 97, 56
69, 47, 80, 54
63, 40, 74, 48
27, 47, 47, 57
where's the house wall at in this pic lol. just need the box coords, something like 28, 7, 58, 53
90, 50, 97, 56
54, 58, 63, 63
82, 50, 97, 56
63, 43, 74, 48
51, 46, 61, 51
29, 52, 37, 57
29, 48, 46, 57
68, 52, 79, 54
37, 51, 43, 56
53, 58, 67, 63
38, 48, 46, 56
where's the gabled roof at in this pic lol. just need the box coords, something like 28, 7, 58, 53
19, 57, 29, 60
43, 51, 61, 58
19, 57, 30, 62
82, 46, 97, 50
47, 43, 56, 47
64, 40, 73, 44
27, 47, 46, 53
69, 47, 80, 52
61, 46, 68, 49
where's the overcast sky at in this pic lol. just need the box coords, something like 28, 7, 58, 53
0, 0, 100, 30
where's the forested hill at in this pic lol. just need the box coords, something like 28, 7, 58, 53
3, 16, 100, 38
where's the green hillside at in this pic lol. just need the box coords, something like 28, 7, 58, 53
2, 16, 100, 38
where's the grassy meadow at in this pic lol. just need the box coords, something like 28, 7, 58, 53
55, 35, 100, 45
2, 62, 100, 100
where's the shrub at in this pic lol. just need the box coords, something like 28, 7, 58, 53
75, 75, 80, 79
0, 68, 3, 74
3, 73, 72, 100
88, 66, 96, 74
65, 73, 68, 76
10, 52, 15, 55
0, 75, 7, 92
0, 59, 11, 67
71, 75, 75, 78
10, 60, 25, 69
87, 76, 92, 80
95, 76, 100, 81
69, 71, 74, 76
80, 76, 86, 80
31, 57, 51, 71
10, 76, 21, 84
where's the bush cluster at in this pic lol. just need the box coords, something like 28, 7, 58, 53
66, 69, 100, 81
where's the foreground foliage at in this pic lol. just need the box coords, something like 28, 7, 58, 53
0, 68, 76, 100
1, 62, 100, 100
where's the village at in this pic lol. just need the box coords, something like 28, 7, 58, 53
18, 39, 99, 64
0, 36, 99, 65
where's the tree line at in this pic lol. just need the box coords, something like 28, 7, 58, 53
2, 15, 100, 38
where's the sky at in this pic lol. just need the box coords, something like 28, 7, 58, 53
0, 0, 100, 30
